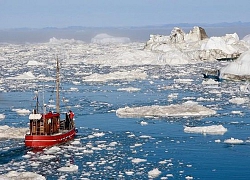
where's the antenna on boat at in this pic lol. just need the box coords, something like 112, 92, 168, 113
56, 56, 60, 113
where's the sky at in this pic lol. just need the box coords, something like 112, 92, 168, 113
0, 0, 250, 29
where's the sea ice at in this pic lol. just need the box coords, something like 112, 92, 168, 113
0, 114, 5, 120
0, 171, 45, 180
184, 125, 227, 135
82, 70, 147, 82
57, 164, 78, 172
224, 137, 244, 144
229, 97, 247, 105
131, 158, 147, 164
0, 125, 29, 139
148, 168, 161, 178
116, 101, 216, 118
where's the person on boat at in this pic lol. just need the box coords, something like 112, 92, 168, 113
69, 110, 74, 120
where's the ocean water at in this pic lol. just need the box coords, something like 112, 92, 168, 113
1, 27, 250, 179
0, 62, 250, 180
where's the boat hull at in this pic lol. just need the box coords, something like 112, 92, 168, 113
25, 128, 76, 148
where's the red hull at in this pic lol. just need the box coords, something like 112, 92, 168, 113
25, 128, 76, 148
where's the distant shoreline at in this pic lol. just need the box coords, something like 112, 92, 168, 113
1, 24, 250, 44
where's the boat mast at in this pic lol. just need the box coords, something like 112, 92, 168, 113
56, 57, 60, 113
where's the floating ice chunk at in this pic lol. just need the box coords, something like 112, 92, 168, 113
7, 71, 36, 80
12, 108, 31, 115
140, 121, 148, 126
83, 70, 147, 82
131, 158, 147, 164
0, 114, 5, 120
116, 101, 216, 118
174, 79, 193, 84
0, 171, 45, 180
224, 137, 244, 144
229, 97, 247, 104
44, 146, 61, 154
202, 79, 219, 85
27, 60, 45, 66
125, 171, 134, 176
0, 125, 29, 139
215, 139, 221, 143
148, 168, 161, 178
39, 155, 56, 160
57, 164, 78, 172
117, 87, 141, 92
184, 125, 227, 135
186, 176, 194, 180
109, 142, 118, 146
92, 132, 105, 137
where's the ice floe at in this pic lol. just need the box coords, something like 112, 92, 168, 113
12, 108, 31, 116
184, 125, 227, 135
116, 101, 216, 118
224, 137, 244, 144
0, 114, 5, 120
57, 164, 78, 172
148, 168, 161, 178
229, 97, 248, 104
7, 71, 36, 80
0, 125, 29, 139
82, 69, 147, 82
0, 171, 45, 180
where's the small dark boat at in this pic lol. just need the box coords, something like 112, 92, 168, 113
203, 69, 221, 81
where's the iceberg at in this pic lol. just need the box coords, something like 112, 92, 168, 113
145, 26, 248, 62
220, 50, 250, 80
91, 33, 131, 44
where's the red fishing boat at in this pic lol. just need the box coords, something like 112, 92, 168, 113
25, 59, 77, 148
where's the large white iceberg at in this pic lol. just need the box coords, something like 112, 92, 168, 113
220, 50, 250, 80
91, 33, 131, 44
145, 26, 249, 61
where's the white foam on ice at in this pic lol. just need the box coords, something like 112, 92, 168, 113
184, 125, 227, 135
0, 125, 29, 139
116, 101, 216, 118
